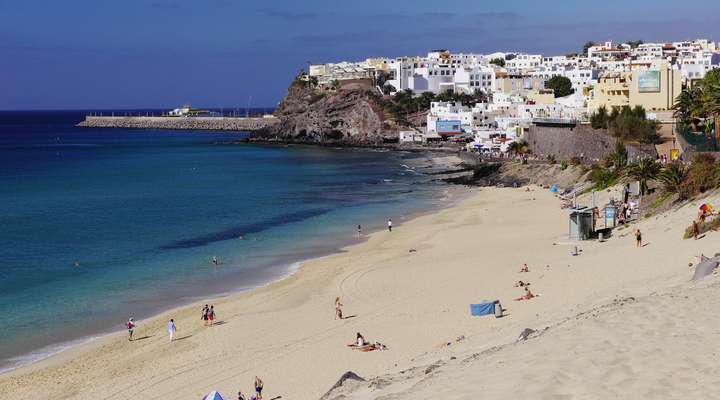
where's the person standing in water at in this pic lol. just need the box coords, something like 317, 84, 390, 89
387, 218, 393, 232
126, 318, 136, 341
356, 224, 362, 239
212, 256, 219, 266
168, 319, 176, 342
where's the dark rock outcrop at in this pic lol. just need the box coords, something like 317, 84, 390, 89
258, 82, 399, 144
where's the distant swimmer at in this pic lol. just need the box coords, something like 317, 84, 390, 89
74, 261, 80, 267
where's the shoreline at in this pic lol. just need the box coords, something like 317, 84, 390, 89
4, 185, 715, 399
0, 182, 470, 377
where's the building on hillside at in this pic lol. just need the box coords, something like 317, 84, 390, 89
589, 63, 682, 111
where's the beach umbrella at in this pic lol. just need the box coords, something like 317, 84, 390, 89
203, 391, 224, 400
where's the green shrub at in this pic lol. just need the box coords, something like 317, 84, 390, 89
683, 217, 720, 239
590, 166, 618, 190
680, 153, 720, 199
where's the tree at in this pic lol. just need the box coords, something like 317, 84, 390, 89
489, 58, 505, 67
544, 76, 574, 98
608, 140, 628, 169
623, 158, 661, 196
627, 39, 644, 48
657, 161, 687, 195
308, 76, 319, 88
673, 86, 704, 131
331, 79, 341, 91
507, 140, 528, 156
382, 83, 396, 95
583, 41, 597, 55
590, 106, 609, 129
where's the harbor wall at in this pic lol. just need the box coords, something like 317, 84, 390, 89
77, 116, 278, 132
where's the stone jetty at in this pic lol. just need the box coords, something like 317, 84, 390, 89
77, 116, 279, 132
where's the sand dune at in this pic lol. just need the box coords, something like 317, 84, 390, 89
1, 186, 718, 400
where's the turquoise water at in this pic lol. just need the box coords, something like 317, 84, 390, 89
0, 111, 451, 372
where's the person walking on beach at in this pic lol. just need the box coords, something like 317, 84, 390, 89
387, 218, 393, 232
635, 229, 642, 248
208, 305, 216, 326
168, 319, 176, 342
202, 304, 209, 326
126, 317, 136, 341
335, 297, 344, 320
254, 376, 264, 400
356, 224, 362, 239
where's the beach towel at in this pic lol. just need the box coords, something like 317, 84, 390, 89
470, 301, 496, 316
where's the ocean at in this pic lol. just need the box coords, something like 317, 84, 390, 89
0, 110, 453, 372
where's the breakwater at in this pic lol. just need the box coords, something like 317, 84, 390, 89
76, 116, 279, 131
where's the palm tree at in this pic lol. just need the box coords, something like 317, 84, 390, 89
657, 161, 687, 194
704, 83, 720, 140
674, 86, 704, 131
623, 158, 661, 196
609, 140, 628, 170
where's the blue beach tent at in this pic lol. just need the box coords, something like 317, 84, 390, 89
550, 185, 558, 193
203, 391, 224, 400
470, 301, 496, 316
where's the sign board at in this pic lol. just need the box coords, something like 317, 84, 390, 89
637, 70, 660, 93
436, 120, 463, 137
670, 148, 679, 161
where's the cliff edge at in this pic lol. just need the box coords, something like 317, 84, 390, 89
258, 82, 401, 144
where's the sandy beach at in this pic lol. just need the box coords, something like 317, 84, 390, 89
2, 185, 719, 400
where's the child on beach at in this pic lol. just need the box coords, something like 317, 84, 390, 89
635, 229, 642, 247
335, 297, 344, 320
126, 318, 136, 341
168, 319, 176, 342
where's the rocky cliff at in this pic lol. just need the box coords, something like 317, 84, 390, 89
257, 82, 400, 144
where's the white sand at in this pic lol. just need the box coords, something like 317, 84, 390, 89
1, 186, 718, 400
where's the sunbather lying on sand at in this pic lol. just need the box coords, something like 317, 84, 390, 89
514, 281, 530, 287
347, 333, 388, 351
514, 287, 539, 301
519, 263, 529, 273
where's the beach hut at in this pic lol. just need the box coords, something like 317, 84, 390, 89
568, 207, 594, 240
203, 391, 224, 400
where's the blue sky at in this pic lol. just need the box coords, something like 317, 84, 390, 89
1, 0, 718, 109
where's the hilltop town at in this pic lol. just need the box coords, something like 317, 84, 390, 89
297, 39, 719, 157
